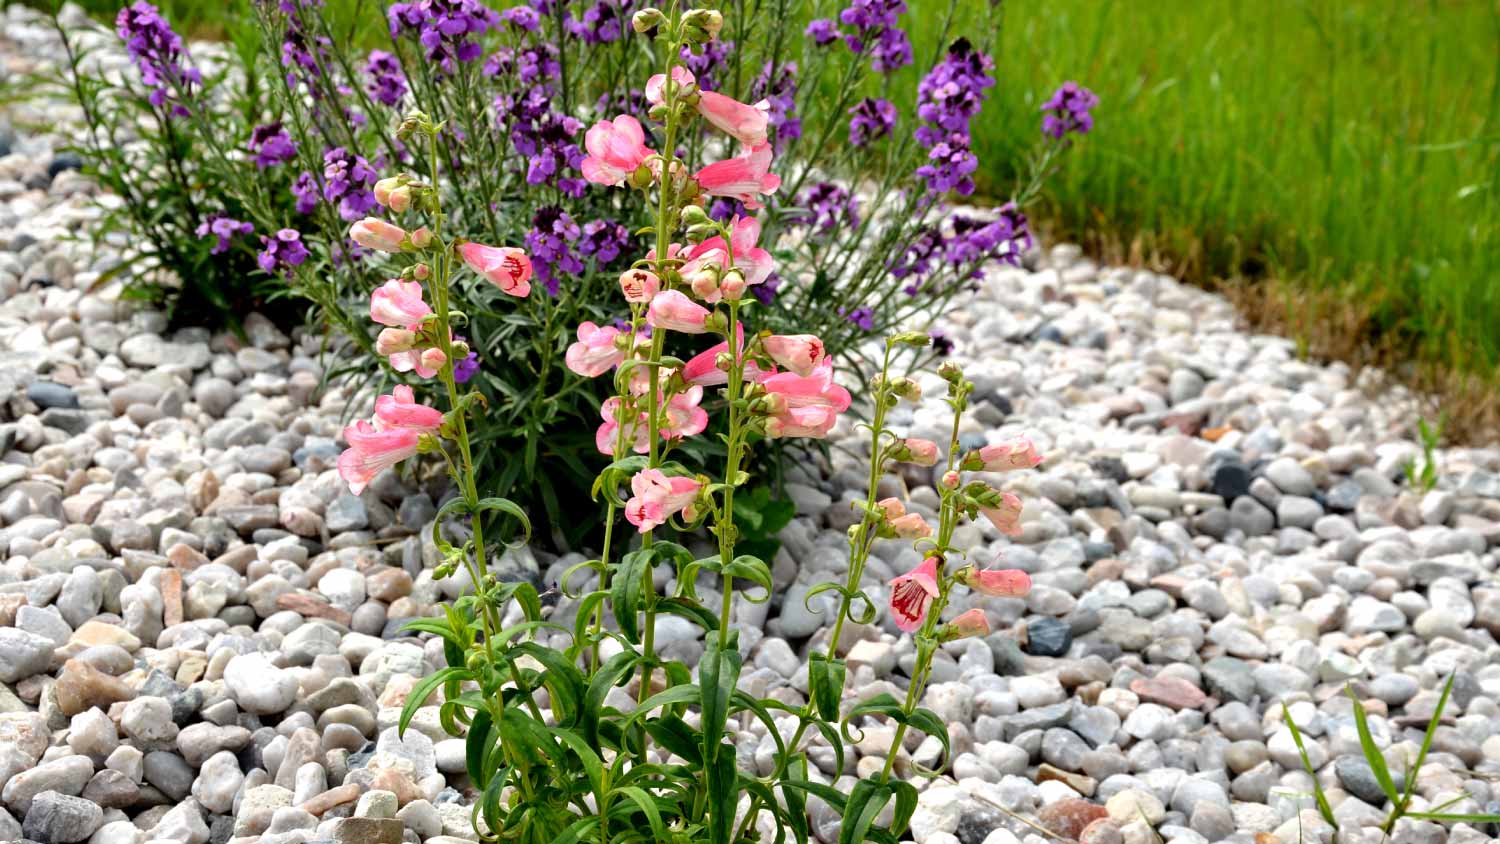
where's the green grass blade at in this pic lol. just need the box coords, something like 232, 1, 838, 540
1411, 674, 1456, 779
1282, 704, 1338, 829
1345, 685, 1401, 805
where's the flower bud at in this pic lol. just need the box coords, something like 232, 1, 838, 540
690, 269, 720, 301
387, 185, 412, 213
629, 162, 656, 189
890, 377, 922, 401
681, 205, 710, 227
409, 227, 434, 249
876, 497, 906, 519
938, 608, 991, 642
631, 7, 664, 31
412, 263, 431, 280
374, 176, 402, 208
937, 360, 964, 383
893, 438, 940, 466
890, 513, 932, 539
940, 470, 961, 490
890, 330, 931, 347
449, 340, 470, 359
714, 351, 734, 373
375, 328, 416, 356
420, 347, 447, 372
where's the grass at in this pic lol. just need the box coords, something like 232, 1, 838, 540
48, 0, 1500, 439
948, 0, 1500, 441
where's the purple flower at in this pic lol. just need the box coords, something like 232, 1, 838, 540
388, 0, 500, 74
452, 335, 480, 383
115, 1, 201, 116
195, 213, 253, 255
796, 183, 859, 235
278, 6, 330, 91
752, 62, 801, 154
364, 50, 408, 107
805, 19, 838, 46
485, 44, 561, 85
848, 97, 897, 147
708, 198, 745, 223
841, 306, 874, 331
291, 171, 319, 214
321, 148, 379, 221
566, 0, 633, 44
526, 206, 583, 296
915, 39, 995, 147
578, 219, 631, 264
915, 132, 979, 195
838, 0, 911, 73
1041, 81, 1098, 139
679, 40, 732, 91
929, 330, 953, 356
891, 227, 942, 285
502, 6, 541, 30
751, 272, 782, 305
247, 123, 298, 169
257, 228, 309, 276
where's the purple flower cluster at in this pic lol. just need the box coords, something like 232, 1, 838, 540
514, 112, 586, 196
751, 272, 781, 305
913, 39, 995, 196
890, 227, 943, 289
838, 0, 911, 72
291, 172, 319, 214
708, 198, 746, 223
364, 50, 408, 107
796, 183, 859, 235
679, 40, 732, 92
805, 19, 838, 46
848, 97, 897, 147
840, 306, 874, 331
1041, 81, 1099, 139
485, 44, 561, 85
115, 1, 201, 117
502, 6, 542, 31
322, 148, 379, 220
945, 205, 1031, 267
578, 219, 631, 264
247, 123, 298, 169
526, 206, 583, 296
257, 229, 310, 276
388, 0, 500, 73
566, 0, 634, 44
195, 213, 253, 255
277, 4, 330, 91
751, 62, 801, 154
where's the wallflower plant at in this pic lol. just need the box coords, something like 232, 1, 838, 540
329, 9, 1047, 844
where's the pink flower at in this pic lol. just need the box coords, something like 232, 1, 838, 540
662, 386, 709, 439
889, 556, 940, 633
645, 66, 696, 105
941, 608, 991, 641
373, 385, 444, 432
980, 491, 1024, 536
581, 116, 655, 187
459, 243, 533, 297
594, 387, 709, 455
678, 216, 775, 300
370, 280, 430, 327
762, 334, 825, 377
958, 567, 1032, 598
388, 349, 437, 379
596, 397, 645, 455
760, 359, 852, 439
337, 419, 418, 495
419, 347, 447, 373
350, 217, 407, 252
619, 268, 660, 303
890, 512, 933, 539
697, 91, 771, 146
695, 143, 780, 210
897, 438, 940, 466
966, 437, 1042, 472
624, 468, 703, 532
877, 497, 907, 519
565, 321, 625, 377
375, 328, 416, 356
647, 289, 710, 334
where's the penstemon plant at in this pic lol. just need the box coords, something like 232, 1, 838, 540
331, 7, 1051, 844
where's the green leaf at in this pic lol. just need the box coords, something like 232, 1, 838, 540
890, 780, 919, 837
905, 708, 952, 772
1406, 812, 1500, 823
611, 549, 652, 643
808, 653, 847, 721
1345, 685, 1400, 805
399, 667, 466, 738
657, 595, 720, 632
1281, 704, 1337, 829
780, 779, 849, 814
584, 651, 639, 746
782, 755, 811, 844
838, 779, 892, 844
552, 728, 606, 799
510, 641, 586, 728
612, 785, 667, 843
706, 743, 738, 844
813, 719, 847, 777
699, 633, 743, 768
722, 554, 774, 603
472, 496, 532, 548
465, 710, 494, 788
1407, 672, 1456, 798
644, 715, 703, 766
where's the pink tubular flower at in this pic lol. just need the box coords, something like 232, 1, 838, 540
958, 567, 1032, 598
680, 218, 776, 304
375, 327, 416, 356
695, 143, 780, 210
337, 420, 418, 495
645, 66, 696, 105
624, 468, 703, 532
889, 556, 940, 633
619, 268, 661, 303
941, 608, 991, 641
662, 385, 709, 439
459, 243, 533, 297
370, 280, 430, 327
596, 397, 645, 455
647, 289, 710, 334
373, 385, 444, 432
890, 513, 933, 539
762, 334, 825, 377
877, 497, 907, 519
350, 217, 407, 252
897, 438, 940, 466
967, 437, 1042, 472
565, 321, 625, 377
760, 359, 852, 439
581, 115, 655, 187
594, 387, 709, 456
981, 491, 1024, 536
697, 91, 771, 146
